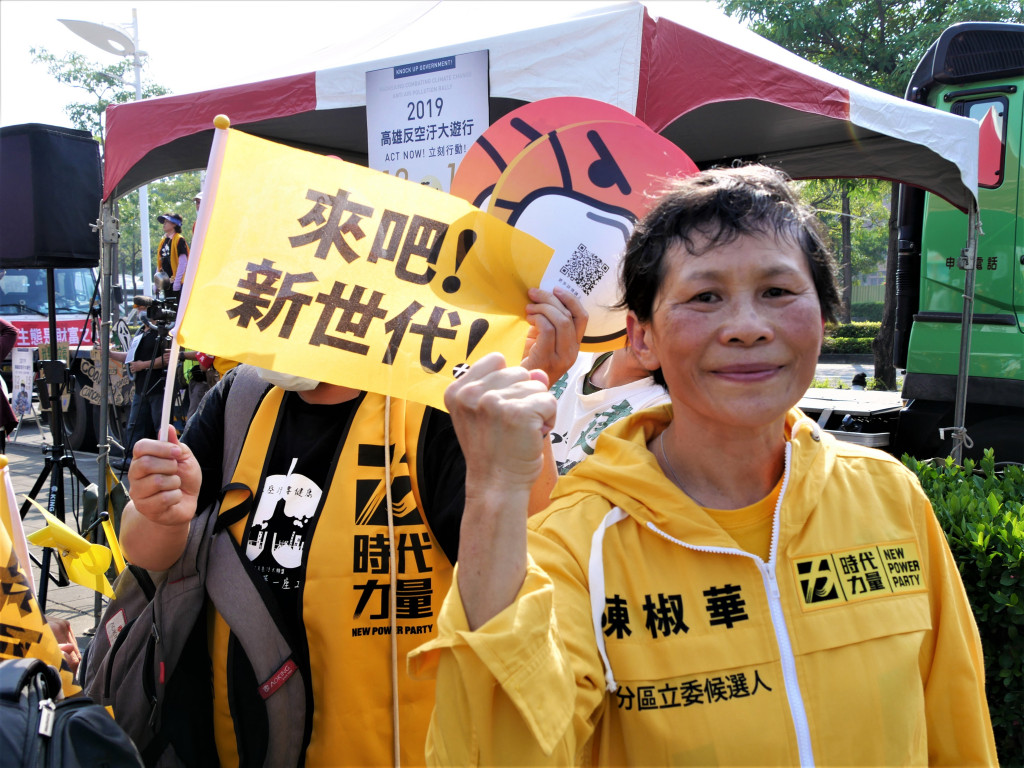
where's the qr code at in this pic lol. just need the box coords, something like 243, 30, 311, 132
559, 243, 609, 295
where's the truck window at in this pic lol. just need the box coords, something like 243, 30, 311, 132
952, 96, 1008, 189
0, 268, 96, 316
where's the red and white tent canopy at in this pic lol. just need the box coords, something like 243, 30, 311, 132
103, 1, 978, 209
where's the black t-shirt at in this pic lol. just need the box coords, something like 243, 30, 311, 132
182, 367, 465, 571
158, 234, 189, 277
129, 327, 169, 396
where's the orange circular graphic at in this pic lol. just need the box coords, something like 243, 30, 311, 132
488, 121, 698, 347
451, 97, 646, 209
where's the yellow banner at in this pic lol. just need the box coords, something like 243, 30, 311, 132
180, 127, 553, 410
0, 461, 80, 696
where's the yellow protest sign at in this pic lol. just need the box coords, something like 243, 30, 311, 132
1, 460, 80, 696
180, 124, 553, 410
25, 497, 114, 599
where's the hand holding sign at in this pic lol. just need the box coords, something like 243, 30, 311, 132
488, 121, 698, 348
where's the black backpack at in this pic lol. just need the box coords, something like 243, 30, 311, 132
81, 367, 307, 768
0, 657, 144, 768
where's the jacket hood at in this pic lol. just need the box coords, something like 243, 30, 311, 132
551, 404, 833, 549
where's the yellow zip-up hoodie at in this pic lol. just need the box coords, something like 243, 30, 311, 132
411, 406, 996, 766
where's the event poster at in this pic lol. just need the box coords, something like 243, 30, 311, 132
10, 347, 33, 420
366, 50, 489, 193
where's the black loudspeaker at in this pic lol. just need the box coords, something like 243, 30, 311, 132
0, 123, 102, 268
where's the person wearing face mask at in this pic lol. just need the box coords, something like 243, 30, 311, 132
116, 286, 586, 768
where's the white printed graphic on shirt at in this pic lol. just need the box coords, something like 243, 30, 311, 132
246, 457, 323, 569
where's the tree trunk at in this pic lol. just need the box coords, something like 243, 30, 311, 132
841, 184, 852, 323
872, 184, 899, 390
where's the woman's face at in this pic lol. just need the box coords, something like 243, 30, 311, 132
628, 231, 823, 433
161, 219, 176, 235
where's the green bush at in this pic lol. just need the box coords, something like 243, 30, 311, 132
820, 336, 873, 354
851, 301, 885, 321
829, 321, 881, 339
903, 450, 1024, 764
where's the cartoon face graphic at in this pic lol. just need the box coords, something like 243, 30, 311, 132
452, 97, 647, 210
487, 121, 698, 349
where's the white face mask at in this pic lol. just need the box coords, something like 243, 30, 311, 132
253, 366, 320, 392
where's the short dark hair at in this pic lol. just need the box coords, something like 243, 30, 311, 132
618, 165, 841, 386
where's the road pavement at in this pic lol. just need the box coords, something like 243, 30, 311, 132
6, 416, 108, 651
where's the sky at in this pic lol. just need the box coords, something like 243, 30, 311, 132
0, 1, 441, 128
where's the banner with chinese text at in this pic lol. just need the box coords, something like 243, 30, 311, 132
179, 127, 552, 410
366, 50, 489, 192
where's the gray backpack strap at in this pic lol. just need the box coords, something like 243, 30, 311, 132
206, 533, 306, 768
207, 365, 306, 768
220, 365, 271, 482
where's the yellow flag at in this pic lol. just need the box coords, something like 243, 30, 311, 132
179, 124, 553, 410
25, 498, 114, 599
0, 462, 81, 696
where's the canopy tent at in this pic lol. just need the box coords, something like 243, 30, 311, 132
102, 1, 979, 209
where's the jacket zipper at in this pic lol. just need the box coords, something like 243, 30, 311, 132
645, 443, 815, 767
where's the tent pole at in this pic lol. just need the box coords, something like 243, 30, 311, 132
944, 202, 981, 465
97, 200, 117, 521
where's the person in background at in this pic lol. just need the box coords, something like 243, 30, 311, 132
851, 372, 867, 390
192, 190, 202, 236
156, 212, 189, 299
549, 344, 668, 475
118, 287, 586, 767
416, 165, 996, 766
108, 311, 171, 471
0, 318, 19, 452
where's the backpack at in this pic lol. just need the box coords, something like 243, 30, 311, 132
81, 367, 307, 768
0, 657, 144, 768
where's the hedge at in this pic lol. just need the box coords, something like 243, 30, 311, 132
850, 301, 885, 321
828, 321, 880, 339
903, 451, 1024, 764
820, 336, 873, 354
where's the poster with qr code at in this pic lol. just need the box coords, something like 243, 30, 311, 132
487, 120, 698, 350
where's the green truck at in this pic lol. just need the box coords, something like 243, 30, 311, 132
803, 22, 1023, 464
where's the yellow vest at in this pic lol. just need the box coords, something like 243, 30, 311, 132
158, 232, 187, 277
210, 388, 453, 767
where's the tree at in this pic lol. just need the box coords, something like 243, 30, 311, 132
30, 48, 200, 291
119, 173, 203, 287
800, 178, 890, 315
30, 48, 168, 143
719, 0, 1022, 387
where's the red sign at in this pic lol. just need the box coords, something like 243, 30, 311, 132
11, 319, 93, 349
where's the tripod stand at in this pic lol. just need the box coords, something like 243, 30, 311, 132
18, 268, 94, 612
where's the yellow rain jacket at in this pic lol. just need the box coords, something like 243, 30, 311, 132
412, 406, 996, 766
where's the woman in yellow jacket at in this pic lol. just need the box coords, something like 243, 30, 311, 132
413, 165, 996, 766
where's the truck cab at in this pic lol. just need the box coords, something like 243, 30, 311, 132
0, 266, 100, 449
800, 23, 1023, 463
892, 22, 1024, 461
